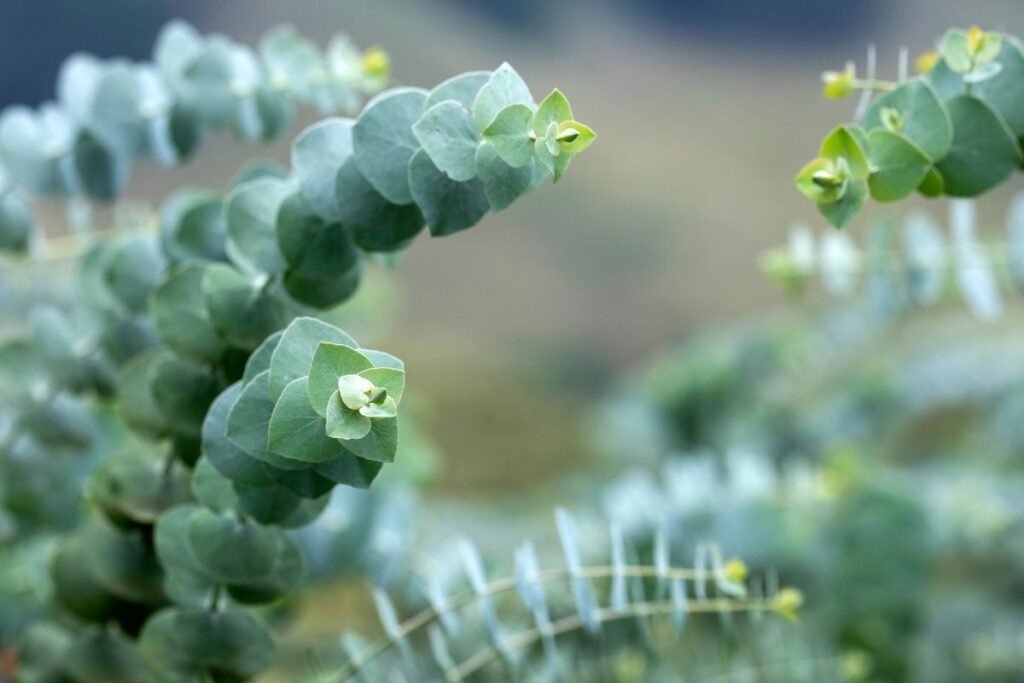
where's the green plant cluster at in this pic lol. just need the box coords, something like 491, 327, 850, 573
0, 21, 389, 253
0, 20, 595, 683
797, 27, 1024, 228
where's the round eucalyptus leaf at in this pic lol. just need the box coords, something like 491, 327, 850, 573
268, 376, 352, 463
87, 451, 192, 526
866, 130, 931, 202
159, 189, 226, 262
137, 610, 203, 681
472, 62, 534, 132
0, 337, 46, 402
117, 349, 171, 437
203, 382, 275, 487
154, 505, 216, 608
150, 354, 220, 438
151, 263, 224, 364
51, 534, 119, 622
268, 316, 357, 401
339, 414, 398, 464
233, 482, 302, 525
103, 236, 167, 313
254, 84, 294, 140
243, 330, 283, 384
18, 393, 96, 449
481, 103, 535, 168
88, 63, 153, 156
99, 314, 160, 367
326, 393, 372, 440
476, 142, 545, 211
313, 454, 384, 489
226, 370, 308, 471
191, 455, 240, 513
227, 531, 306, 604
864, 78, 952, 162
85, 522, 166, 604
66, 626, 147, 683
186, 507, 279, 583
265, 465, 336, 500
819, 178, 867, 229
28, 306, 79, 387
408, 149, 490, 236
74, 128, 131, 201
139, 607, 274, 680
534, 88, 573, 137
334, 157, 424, 251
292, 117, 354, 221
0, 191, 34, 252
935, 95, 1020, 197
412, 100, 480, 182
425, 70, 491, 110
282, 263, 363, 309
0, 106, 66, 195
352, 87, 428, 204
168, 103, 202, 161
202, 263, 289, 351
225, 176, 292, 275
276, 190, 361, 280
14, 622, 74, 683
79, 242, 122, 312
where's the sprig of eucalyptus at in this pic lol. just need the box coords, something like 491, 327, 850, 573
797, 26, 1024, 228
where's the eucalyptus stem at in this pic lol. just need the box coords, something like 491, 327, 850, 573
453, 598, 774, 679
339, 565, 733, 681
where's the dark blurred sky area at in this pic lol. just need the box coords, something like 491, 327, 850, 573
0, 0, 882, 107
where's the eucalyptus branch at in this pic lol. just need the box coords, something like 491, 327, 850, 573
803, 26, 1021, 228
0, 18, 598, 683
337, 564, 731, 680
453, 598, 775, 680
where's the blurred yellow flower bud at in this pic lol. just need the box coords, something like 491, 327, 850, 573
723, 558, 749, 583
821, 64, 856, 99
361, 47, 391, 79
915, 50, 939, 74
771, 587, 804, 622
967, 26, 986, 55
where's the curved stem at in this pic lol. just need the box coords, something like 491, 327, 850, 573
338, 565, 732, 681
453, 598, 773, 679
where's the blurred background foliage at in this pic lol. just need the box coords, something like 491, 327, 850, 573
3, 0, 1024, 681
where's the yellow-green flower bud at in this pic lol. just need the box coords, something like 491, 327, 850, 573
723, 558, 749, 583
771, 587, 804, 622
967, 26, 986, 55
915, 50, 939, 74
821, 64, 855, 100
361, 47, 391, 80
